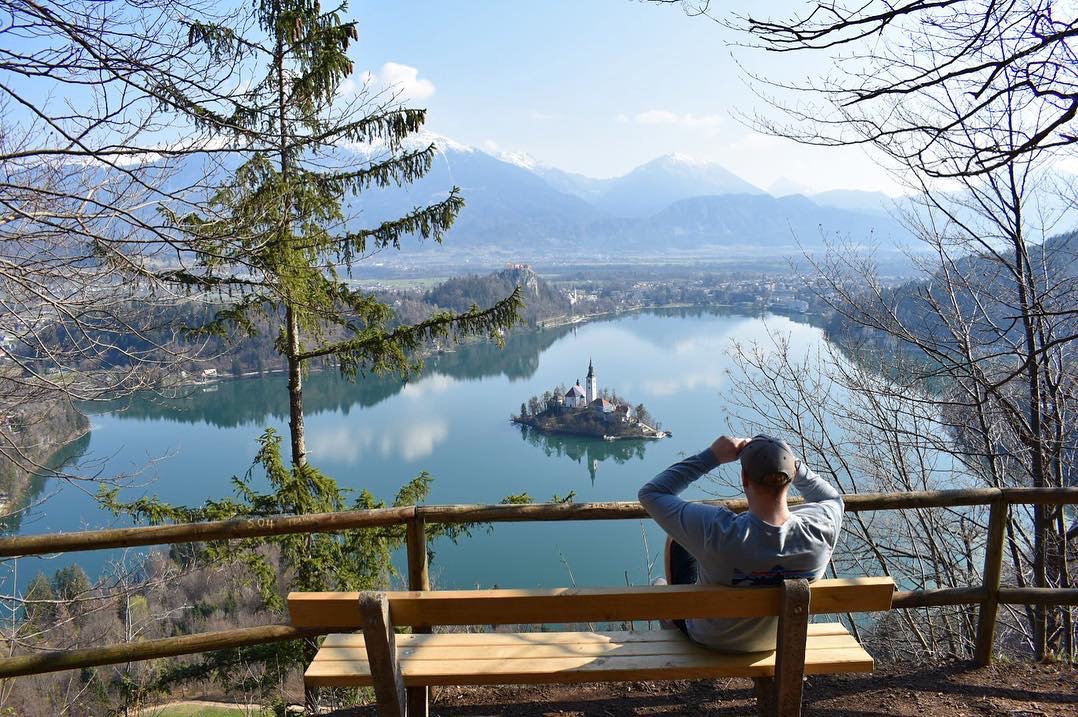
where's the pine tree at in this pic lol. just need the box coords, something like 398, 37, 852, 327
100, 429, 435, 703
161, 0, 523, 468
23, 572, 56, 626
106, 2, 523, 707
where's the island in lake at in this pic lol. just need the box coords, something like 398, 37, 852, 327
512, 361, 667, 440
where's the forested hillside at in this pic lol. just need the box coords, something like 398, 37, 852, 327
425, 266, 570, 325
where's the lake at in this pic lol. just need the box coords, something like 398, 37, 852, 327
5, 309, 830, 592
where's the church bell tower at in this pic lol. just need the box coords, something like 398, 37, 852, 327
586, 359, 597, 404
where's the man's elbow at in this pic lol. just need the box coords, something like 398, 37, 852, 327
638, 483, 655, 506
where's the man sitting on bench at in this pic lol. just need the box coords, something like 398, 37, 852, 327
639, 434, 844, 652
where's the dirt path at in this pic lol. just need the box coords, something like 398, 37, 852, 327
325, 660, 1075, 716
136, 699, 273, 715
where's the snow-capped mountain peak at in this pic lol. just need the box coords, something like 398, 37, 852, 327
342, 131, 475, 160
418, 132, 474, 155
660, 152, 707, 166
498, 150, 543, 171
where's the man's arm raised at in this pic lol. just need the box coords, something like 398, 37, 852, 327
790, 460, 844, 548
637, 436, 748, 557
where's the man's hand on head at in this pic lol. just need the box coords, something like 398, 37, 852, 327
709, 435, 751, 464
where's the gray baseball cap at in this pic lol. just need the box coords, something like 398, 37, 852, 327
739, 434, 799, 489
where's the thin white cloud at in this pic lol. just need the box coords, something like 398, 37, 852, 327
397, 419, 450, 461
343, 62, 436, 101
399, 373, 456, 399
307, 417, 450, 464
642, 370, 727, 397
529, 110, 564, 121
634, 110, 722, 129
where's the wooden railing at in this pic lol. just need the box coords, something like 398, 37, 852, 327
0, 486, 1074, 679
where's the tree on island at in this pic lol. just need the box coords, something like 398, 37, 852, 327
514, 385, 663, 440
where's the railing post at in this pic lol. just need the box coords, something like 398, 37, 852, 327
406, 515, 430, 593
405, 515, 430, 717
974, 494, 1007, 665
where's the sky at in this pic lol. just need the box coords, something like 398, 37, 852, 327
349, 0, 905, 195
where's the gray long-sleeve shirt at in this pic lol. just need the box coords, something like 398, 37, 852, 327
638, 448, 843, 652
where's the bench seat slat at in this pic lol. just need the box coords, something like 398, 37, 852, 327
305, 648, 873, 688
303, 627, 873, 688
288, 578, 895, 629
312, 635, 861, 662
320, 622, 851, 649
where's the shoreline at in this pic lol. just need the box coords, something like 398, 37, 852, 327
0, 405, 91, 518
534, 302, 700, 330
512, 416, 667, 442
163, 300, 806, 393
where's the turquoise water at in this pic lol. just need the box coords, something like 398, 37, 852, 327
7, 309, 829, 591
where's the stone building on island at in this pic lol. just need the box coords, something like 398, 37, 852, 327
553, 361, 632, 422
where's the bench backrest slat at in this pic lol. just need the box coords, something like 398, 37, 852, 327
288, 577, 894, 629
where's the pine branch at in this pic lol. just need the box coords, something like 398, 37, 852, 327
297, 287, 525, 373
337, 190, 465, 262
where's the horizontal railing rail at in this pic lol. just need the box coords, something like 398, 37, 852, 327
0, 486, 1074, 679
0, 624, 318, 679
5, 487, 1073, 558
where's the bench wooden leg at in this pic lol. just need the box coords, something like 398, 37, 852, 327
753, 677, 775, 716
359, 592, 407, 717
771, 578, 811, 717
406, 686, 428, 717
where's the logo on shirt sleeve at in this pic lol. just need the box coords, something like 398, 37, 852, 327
732, 565, 816, 586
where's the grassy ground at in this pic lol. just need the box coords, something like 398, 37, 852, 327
141, 703, 272, 717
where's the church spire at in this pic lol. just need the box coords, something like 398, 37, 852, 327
585, 358, 597, 404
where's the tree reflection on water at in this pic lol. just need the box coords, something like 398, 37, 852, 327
516, 424, 652, 484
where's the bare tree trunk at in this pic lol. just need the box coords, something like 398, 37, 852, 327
269, 7, 314, 712
286, 307, 307, 469
1009, 197, 1048, 657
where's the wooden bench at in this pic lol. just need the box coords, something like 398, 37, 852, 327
288, 577, 895, 717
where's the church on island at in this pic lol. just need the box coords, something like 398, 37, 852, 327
513, 361, 665, 440
558, 361, 629, 421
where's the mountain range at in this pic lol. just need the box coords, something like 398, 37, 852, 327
349, 138, 910, 257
